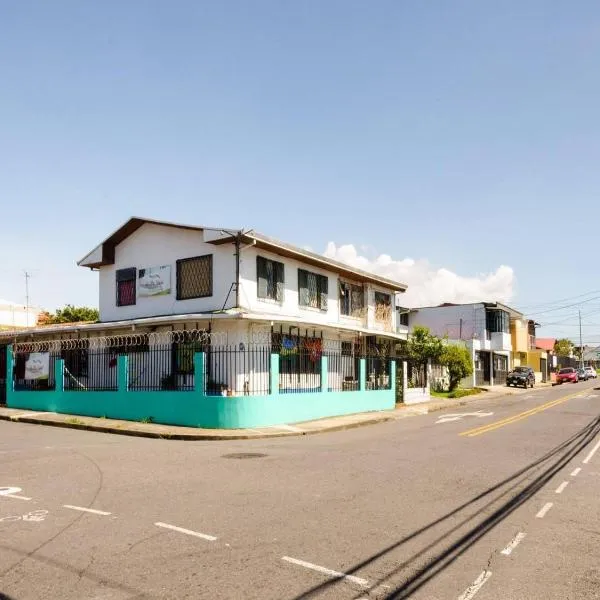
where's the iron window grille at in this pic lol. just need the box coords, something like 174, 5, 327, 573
339, 282, 364, 317
374, 292, 392, 322
176, 255, 213, 300
257, 256, 284, 302
298, 269, 328, 311
116, 268, 136, 306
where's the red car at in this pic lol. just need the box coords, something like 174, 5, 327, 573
556, 367, 579, 384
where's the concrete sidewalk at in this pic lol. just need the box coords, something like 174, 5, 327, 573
0, 383, 548, 440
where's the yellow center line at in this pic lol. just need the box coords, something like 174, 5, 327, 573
460, 391, 583, 437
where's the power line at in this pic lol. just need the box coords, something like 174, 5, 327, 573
519, 289, 600, 310
526, 295, 600, 316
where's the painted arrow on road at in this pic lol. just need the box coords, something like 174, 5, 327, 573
436, 411, 494, 424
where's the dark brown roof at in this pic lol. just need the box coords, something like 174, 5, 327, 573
78, 217, 408, 292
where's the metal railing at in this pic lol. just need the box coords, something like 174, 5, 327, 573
365, 355, 392, 390
279, 349, 322, 394
407, 360, 427, 389
63, 348, 118, 392
326, 351, 359, 392
205, 346, 270, 396
13, 351, 59, 391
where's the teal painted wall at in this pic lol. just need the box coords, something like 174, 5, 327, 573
5, 349, 395, 429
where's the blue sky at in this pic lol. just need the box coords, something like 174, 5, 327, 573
1, 1, 599, 342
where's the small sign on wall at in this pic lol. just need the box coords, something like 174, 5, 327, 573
138, 265, 171, 297
25, 352, 50, 380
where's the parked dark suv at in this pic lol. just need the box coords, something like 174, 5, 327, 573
506, 366, 536, 388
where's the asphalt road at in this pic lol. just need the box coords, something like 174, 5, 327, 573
1, 379, 599, 600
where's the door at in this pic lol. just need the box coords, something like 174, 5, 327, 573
540, 358, 548, 383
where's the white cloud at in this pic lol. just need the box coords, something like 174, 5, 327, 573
324, 242, 515, 307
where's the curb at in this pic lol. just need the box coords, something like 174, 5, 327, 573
0, 412, 396, 441
0, 384, 545, 440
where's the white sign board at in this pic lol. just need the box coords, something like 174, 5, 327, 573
138, 265, 171, 297
25, 353, 50, 380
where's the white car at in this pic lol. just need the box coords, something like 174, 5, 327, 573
584, 366, 597, 379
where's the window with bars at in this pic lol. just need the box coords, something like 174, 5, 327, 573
298, 269, 328, 311
374, 292, 392, 322
339, 282, 364, 317
257, 256, 284, 302
116, 268, 136, 306
176, 255, 213, 300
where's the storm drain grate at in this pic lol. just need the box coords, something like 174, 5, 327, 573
221, 452, 267, 459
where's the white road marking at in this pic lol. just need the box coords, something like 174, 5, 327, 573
457, 570, 492, 600
436, 412, 493, 424
0, 487, 23, 496
555, 481, 569, 494
583, 439, 600, 464
4, 494, 31, 501
0, 510, 48, 523
22, 510, 48, 522
571, 467, 582, 477
500, 532, 526, 556
154, 521, 217, 541
536, 502, 553, 518
281, 556, 369, 586
63, 505, 112, 516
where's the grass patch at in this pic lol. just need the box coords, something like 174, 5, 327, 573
431, 388, 482, 399
65, 417, 85, 425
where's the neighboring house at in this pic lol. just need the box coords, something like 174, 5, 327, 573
511, 318, 548, 382
535, 338, 559, 375
0, 299, 41, 331
574, 345, 600, 368
0, 217, 409, 427
408, 301, 520, 387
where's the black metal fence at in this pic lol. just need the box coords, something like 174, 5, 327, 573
326, 351, 359, 392
9, 342, 397, 397
279, 349, 322, 393
13, 351, 59, 391
407, 359, 427, 389
205, 346, 271, 396
365, 354, 392, 390
63, 348, 118, 392
0, 346, 6, 405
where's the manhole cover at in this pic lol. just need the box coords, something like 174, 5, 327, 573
222, 453, 267, 459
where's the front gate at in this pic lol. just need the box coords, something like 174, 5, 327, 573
540, 357, 548, 383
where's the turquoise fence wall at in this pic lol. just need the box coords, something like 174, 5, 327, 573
5, 348, 396, 429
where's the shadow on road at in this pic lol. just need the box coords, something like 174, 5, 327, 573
291, 413, 600, 600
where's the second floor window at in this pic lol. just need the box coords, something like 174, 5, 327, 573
374, 292, 392, 322
486, 309, 510, 334
257, 256, 284, 302
339, 282, 364, 317
176, 255, 213, 300
116, 268, 136, 306
298, 269, 328, 311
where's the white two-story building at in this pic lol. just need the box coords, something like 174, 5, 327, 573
72, 217, 409, 348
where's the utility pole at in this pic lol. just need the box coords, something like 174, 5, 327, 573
579, 309, 584, 368
24, 271, 30, 327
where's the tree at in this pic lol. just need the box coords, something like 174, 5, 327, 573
36, 305, 99, 325
440, 344, 473, 391
407, 326, 445, 367
554, 338, 574, 357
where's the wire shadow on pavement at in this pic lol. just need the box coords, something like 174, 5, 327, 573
290, 413, 600, 600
